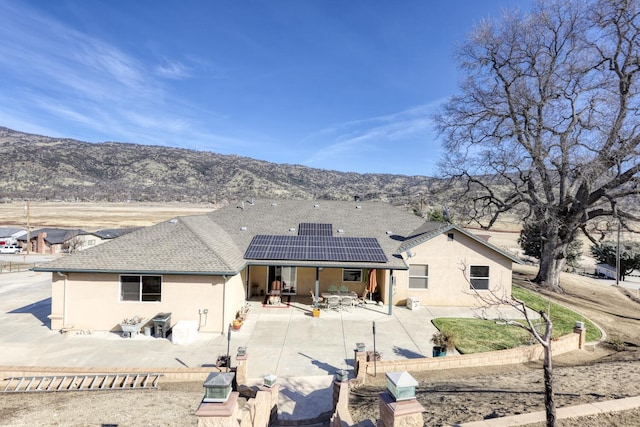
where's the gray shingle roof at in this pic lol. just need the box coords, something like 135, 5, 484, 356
34, 199, 520, 275
399, 222, 522, 264
35, 216, 245, 275
23, 228, 86, 244
0, 227, 26, 238
91, 228, 141, 239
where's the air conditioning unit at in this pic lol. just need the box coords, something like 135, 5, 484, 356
406, 297, 420, 310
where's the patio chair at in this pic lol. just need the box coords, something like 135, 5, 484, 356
327, 284, 338, 293
340, 296, 354, 311
339, 285, 349, 293
355, 288, 368, 307
310, 290, 325, 309
326, 295, 340, 311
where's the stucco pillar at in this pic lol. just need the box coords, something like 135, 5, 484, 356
377, 392, 425, 427
332, 370, 350, 414
195, 392, 240, 427
258, 383, 279, 425
354, 348, 367, 383
235, 352, 248, 385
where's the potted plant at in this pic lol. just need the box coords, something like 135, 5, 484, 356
232, 318, 243, 330
431, 331, 455, 357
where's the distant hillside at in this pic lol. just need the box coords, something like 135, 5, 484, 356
0, 127, 441, 206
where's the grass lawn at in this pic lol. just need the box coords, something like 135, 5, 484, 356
432, 285, 602, 354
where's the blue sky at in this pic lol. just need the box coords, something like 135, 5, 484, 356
0, 1, 523, 176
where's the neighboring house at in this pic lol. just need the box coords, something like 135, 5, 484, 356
35, 199, 521, 333
0, 227, 27, 246
18, 228, 87, 254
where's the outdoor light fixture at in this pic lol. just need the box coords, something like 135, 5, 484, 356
263, 373, 277, 388
575, 321, 585, 330
335, 369, 349, 382
386, 371, 418, 402
237, 346, 247, 356
355, 342, 366, 352
202, 372, 235, 403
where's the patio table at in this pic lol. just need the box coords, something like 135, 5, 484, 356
321, 291, 357, 299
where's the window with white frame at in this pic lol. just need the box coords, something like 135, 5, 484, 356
120, 275, 162, 302
469, 266, 490, 290
409, 264, 429, 289
342, 268, 362, 282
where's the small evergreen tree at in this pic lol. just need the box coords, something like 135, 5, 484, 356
519, 222, 582, 268
591, 242, 640, 281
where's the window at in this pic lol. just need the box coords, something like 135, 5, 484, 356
120, 275, 162, 302
409, 264, 429, 289
342, 268, 362, 282
470, 266, 490, 290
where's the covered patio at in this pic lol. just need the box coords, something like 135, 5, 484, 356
244, 265, 396, 313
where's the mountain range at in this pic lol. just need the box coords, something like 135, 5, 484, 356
0, 127, 440, 207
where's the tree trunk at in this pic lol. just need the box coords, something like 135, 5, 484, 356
543, 342, 556, 427
535, 249, 565, 292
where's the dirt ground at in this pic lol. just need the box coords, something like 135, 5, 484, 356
2, 207, 640, 426
348, 265, 640, 426
0, 201, 217, 230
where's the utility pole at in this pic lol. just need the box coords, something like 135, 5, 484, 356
25, 199, 30, 255
614, 202, 620, 286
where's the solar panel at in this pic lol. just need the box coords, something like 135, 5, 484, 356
298, 223, 333, 236
244, 235, 387, 263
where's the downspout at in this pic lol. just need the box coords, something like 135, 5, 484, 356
57, 272, 68, 327
221, 275, 228, 335
387, 270, 394, 316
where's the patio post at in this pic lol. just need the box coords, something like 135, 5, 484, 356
314, 267, 320, 308
388, 271, 394, 316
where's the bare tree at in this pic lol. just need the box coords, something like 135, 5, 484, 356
63, 236, 84, 254
434, 0, 640, 291
469, 274, 557, 426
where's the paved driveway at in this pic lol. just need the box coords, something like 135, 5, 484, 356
0, 270, 515, 420
0, 271, 447, 375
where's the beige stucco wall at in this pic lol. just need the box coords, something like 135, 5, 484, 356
50, 272, 246, 333
393, 230, 513, 307
246, 265, 372, 299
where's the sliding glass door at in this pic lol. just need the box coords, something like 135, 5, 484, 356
268, 266, 297, 295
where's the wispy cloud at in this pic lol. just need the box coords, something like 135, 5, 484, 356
0, 2, 233, 150
301, 102, 442, 172
155, 60, 193, 79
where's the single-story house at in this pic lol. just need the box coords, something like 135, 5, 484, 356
17, 227, 138, 254
19, 228, 87, 254
0, 227, 27, 246
34, 199, 521, 334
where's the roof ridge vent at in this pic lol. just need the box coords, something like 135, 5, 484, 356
271, 203, 277, 207
168, 218, 178, 224
314, 204, 320, 208
355, 205, 362, 209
